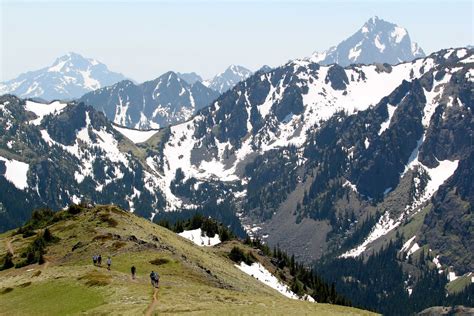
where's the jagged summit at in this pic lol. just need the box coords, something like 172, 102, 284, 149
311, 16, 425, 66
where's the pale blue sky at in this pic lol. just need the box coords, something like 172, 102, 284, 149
1, 0, 473, 82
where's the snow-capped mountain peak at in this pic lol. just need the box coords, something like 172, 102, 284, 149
311, 16, 425, 66
226, 64, 249, 77
0, 52, 127, 101
362, 16, 408, 46
203, 65, 253, 93
47, 52, 99, 73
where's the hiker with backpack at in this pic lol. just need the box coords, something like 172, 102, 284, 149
92, 255, 97, 266
150, 271, 160, 288
150, 271, 155, 287
154, 271, 160, 288
97, 254, 102, 266
131, 265, 136, 279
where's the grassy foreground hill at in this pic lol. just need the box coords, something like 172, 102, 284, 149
0, 205, 374, 315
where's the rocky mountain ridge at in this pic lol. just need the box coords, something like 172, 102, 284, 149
79, 71, 220, 129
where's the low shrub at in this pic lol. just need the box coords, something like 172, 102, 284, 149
18, 282, 31, 288
92, 234, 113, 242
78, 271, 111, 287
0, 287, 13, 295
98, 213, 118, 228
149, 258, 170, 266
112, 241, 126, 249
229, 247, 255, 265
0, 251, 14, 271
67, 204, 83, 215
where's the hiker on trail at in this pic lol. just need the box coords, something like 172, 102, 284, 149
107, 257, 112, 270
154, 271, 160, 288
150, 271, 156, 287
150, 271, 159, 288
98, 254, 102, 266
93, 255, 97, 266
131, 266, 136, 279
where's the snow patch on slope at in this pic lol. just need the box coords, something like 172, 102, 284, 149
40, 111, 131, 187
421, 73, 452, 127
378, 103, 397, 135
0, 156, 29, 190
348, 42, 362, 61
80, 69, 100, 90
374, 35, 386, 52
404, 159, 459, 213
343, 180, 359, 193
24, 100, 68, 125
178, 228, 221, 246
448, 271, 458, 282
364, 137, 370, 149
342, 158, 459, 258
401, 236, 416, 252
401, 236, 420, 258
112, 125, 159, 144
341, 211, 399, 258
391, 26, 407, 43
406, 243, 420, 257
235, 261, 315, 302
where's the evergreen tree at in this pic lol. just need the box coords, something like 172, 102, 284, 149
0, 251, 14, 270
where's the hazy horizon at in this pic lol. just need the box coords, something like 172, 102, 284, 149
1, 0, 473, 82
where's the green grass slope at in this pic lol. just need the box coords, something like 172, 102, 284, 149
0, 205, 375, 315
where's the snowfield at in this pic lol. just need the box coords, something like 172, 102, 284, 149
235, 261, 315, 302
178, 228, 221, 247
0, 156, 29, 190
24, 100, 68, 125
112, 125, 159, 144
378, 103, 397, 135
401, 236, 421, 259
341, 210, 399, 258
